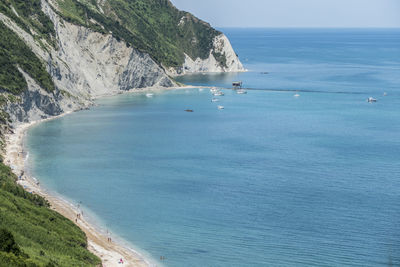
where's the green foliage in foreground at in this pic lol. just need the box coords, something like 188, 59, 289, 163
0, 21, 55, 94
0, 163, 101, 266
55, 0, 222, 68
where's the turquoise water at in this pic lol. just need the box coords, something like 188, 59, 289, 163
27, 29, 400, 266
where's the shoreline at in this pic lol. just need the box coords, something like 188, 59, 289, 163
3, 86, 197, 267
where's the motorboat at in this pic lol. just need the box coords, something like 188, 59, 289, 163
213, 91, 224, 96
146, 93, 154, 98
217, 105, 224, 110
294, 93, 300, 97
211, 98, 219, 102
236, 89, 247, 94
367, 97, 377, 103
232, 81, 243, 89
184, 109, 194, 112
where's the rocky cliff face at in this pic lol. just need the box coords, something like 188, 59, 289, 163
1, 0, 175, 124
4, 69, 85, 124
0, 0, 244, 126
43, 0, 175, 97
167, 34, 245, 75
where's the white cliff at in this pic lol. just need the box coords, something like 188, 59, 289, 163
1, 0, 175, 124
168, 34, 245, 76
42, 0, 174, 97
0, 0, 244, 124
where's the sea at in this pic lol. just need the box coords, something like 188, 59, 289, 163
26, 28, 400, 266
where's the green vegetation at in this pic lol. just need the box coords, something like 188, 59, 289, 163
55, 0, 222, 67
0, 12, 92, 262
0, 0, 224, 97
0, 162, 101, 266
213, 51, 228, 68
0, 228, 34, 267
0, 21, 55, 94
0, 2, 227, 264
0, 0, 55, 46
0, 111, 11, 125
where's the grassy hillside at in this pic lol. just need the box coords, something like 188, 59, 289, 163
0, 0, 224, 97
0, 2, 99, 264
0, 21, 55, 95
0, 163, 101, 266
0, 1, 226, 264
0, 0, 55, 47
55, 0, 222, 68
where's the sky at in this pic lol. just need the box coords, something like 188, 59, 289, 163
170, 0, 400, 28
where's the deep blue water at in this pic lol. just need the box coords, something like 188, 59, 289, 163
27, 29, 400, 266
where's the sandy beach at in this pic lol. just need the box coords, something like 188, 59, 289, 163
3, 85, 214, 266
4, 115, 152, 267
2, 86, 194, 267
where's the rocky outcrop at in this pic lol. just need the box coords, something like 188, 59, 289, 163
167, 34, 245, 76
42, 0, 175, 97
0, 0, 244, 126
119, 51, 174, 90
0, 0, 176, 125
4, 70, 87, 124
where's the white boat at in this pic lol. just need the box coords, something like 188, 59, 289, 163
294, 93, 300, 97
199, 88, 204, 92
146, 93, 154, 98
210, 88, 219, 93
367, 97, 377, 103
383, 92, 387, 96
213, 91, 224, 96
236, 89, 247, 94
217, 105, 224, 110
211, 98, 219, 102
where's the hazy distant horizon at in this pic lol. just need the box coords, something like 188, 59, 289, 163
171, 0, 400, 28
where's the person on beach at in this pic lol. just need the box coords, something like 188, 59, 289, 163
107, 230, 112, 243
118, 258, 124, 264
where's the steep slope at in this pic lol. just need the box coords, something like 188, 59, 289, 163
0, 0, 176, 126
0, 21, 54, 95
53, 0, 244, 74
0, 1, 244, 265
0, 162, 101, 266
0, 0, 244, 126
